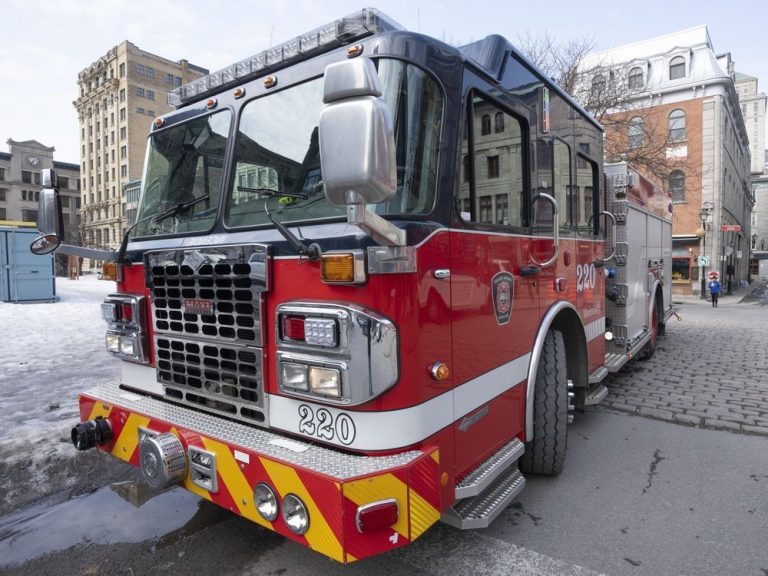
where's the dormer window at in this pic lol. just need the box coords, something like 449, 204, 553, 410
669, 56, 686, 80
628, 67, 644, 89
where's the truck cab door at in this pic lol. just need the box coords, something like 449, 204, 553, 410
449, 88, 539, 479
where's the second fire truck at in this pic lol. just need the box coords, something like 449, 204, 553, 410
32, 9, 673, 562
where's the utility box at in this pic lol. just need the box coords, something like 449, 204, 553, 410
0, 226, 56, 302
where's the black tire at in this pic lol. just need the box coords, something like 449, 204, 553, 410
640, 302, 659, 360
519, 330, 568, 476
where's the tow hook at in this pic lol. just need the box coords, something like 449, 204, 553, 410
71, 417, 113, 450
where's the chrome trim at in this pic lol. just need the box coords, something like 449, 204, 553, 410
595, 210, 617, 263
275, 302, 398, 406
355, 498, 398, 533
525, 301, 581, 440
188, 446, 218, 493
458, 405, 490, 432
530, 193, 559, 268
367, 246, 417, 274
433, 269, 451, 279
103, 294, 149, 364
322, 250, 367, 284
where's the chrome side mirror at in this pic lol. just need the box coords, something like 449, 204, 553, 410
319, 57, 397, 205
31, 170, 64, 255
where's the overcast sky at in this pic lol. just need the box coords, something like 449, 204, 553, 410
2, 0, 766, 164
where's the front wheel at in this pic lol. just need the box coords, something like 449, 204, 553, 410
519, 330, 568, 476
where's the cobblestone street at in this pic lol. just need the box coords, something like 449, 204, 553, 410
603, 289, 768, 436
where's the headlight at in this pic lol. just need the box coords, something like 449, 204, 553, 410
281, 362, 309, 391
282, 494, 309, 535
102, 294, 148, 364
254, 483, 279, 522
309, 366, 341, 397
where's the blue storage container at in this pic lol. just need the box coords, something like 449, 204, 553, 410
0, 226, 56, 302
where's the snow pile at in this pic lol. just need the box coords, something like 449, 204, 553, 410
0, 276, 121, 465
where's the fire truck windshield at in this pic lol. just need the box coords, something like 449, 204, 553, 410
226, 58, 443, 229
134, 110, 232, 237
134, 58, 442, 239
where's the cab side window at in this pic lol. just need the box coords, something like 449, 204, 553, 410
574, 148, 599, 234
458, 94, 526, 228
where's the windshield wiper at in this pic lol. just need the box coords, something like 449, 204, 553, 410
153, 195, 210, 225
261, 193, 320, 260
236, 186, 307, 200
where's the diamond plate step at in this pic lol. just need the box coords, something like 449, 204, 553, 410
455, 438, 524, 499
585, 384, 608, 405
442, 468, 526, 530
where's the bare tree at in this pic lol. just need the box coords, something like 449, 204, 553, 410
517, 33, 696, 187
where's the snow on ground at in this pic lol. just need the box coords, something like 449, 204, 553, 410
0, 276, 121, 465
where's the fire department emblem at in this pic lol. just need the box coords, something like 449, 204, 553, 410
492, 272, 514, 325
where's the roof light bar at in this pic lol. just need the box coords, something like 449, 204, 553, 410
168, 8, 402, 108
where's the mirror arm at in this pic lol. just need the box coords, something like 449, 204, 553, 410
346, 192, 406, 247
54, 244, 117, 261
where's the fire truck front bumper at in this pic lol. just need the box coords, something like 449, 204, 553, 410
75, 383, 442, 563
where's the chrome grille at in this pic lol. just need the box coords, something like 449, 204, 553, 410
146, 245, 269, 346
146, 244, 270, 426
156, 335, 267, 425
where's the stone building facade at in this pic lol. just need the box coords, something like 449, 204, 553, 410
579, 26, 753, 295
73, 41, 207, 267
0, 139, 81, 239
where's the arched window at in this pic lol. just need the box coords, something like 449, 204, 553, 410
628, 116, 644, 149
494, 112, 504, 133
628, 67, 643, 89
481, 114, 491, 136
668, 170, 685, 202
668, 109, 686, 142
591, 74, 606, 99
669, 56, 686, 80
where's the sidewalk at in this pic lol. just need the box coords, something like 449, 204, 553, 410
673, 283, 765, 307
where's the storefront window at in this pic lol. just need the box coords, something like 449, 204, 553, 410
672, 257, 691, 282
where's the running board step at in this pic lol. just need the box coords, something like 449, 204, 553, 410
585, 384, 609, 405
455, 438, 524, 499
442, 468, 526, 530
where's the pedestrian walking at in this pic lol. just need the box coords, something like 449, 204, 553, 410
708, 273, 721, 307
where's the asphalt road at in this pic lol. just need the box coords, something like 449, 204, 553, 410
2, 294, 767, 575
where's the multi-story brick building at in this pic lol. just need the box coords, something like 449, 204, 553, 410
74, 41, 207, 267
579, 27, 753, 295
0, 139, 80, 239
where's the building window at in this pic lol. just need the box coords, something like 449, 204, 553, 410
120, 127, 126, 140
668, 170, 685, 202
136, 64, 145, 76
628, 67, 643, 90
481, 114, 491, 136
175, 76, 182, 86
119, 108, 126, 121
0, 168, 5, 181
121, 165, 127, 178
590, 74, 606, 99
628, 116, 643, 148
166, 73, 175, 84
672, 257, 691, 281
22, 171, 32, 183
147, 67, 155, 78
668, 109, 686, 142
495, 194, 508, 224
494, 112, 504, 133
146, 90, 155, 101
137, 107, 145, 114
0, 208, 5, 220
479, 196, 492, 223
120, 89, 125, 102
120, 146, 127, 159
0, 188, 5, 201
136, 87, 145, 97
147, 110, 155, 117
487, 155, 500, 179
59, 176, 69, 189
119, 63, 125, 77
669, 56, 686, 80
22, 209, 37, 222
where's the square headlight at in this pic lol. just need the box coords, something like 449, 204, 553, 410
309, 366, 341, 397
281, 362, 309, 391
106, 333, 120, 352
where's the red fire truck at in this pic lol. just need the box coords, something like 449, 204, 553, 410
31, 9, 672, 562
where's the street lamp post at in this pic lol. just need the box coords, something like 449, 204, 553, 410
699, 203, 713, 299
